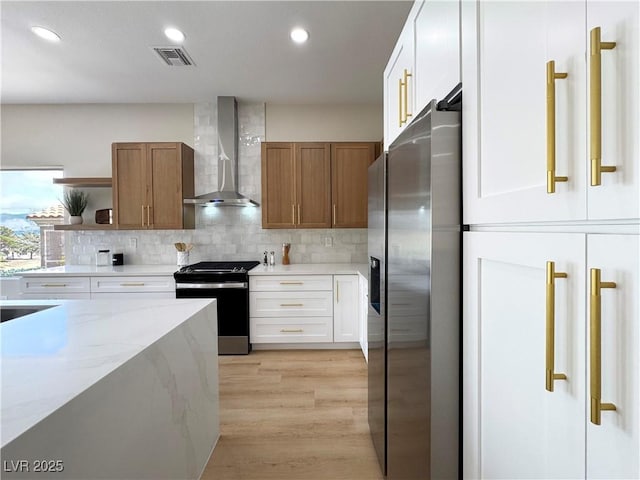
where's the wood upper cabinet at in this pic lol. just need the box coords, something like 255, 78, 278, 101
331, 143, 376, 228
112, 142, 195, 230
261, 142, 376, 229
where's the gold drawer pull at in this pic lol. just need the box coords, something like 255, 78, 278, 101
120, 282, 145, 287
589, 27, 617, 186
279, 281, 303, 285
280, 303, 303, 307
545, 261, 568, 391
280, 328, 304, 333
590, 268, 617, 425
546, 61, 569, 194
42, 283, 67, 287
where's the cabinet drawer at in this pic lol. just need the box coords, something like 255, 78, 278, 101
20, 276, 90, 294
250, 291, 333, 317
90, 292, 176, 299
250, 275, 332, 292
250, 317, 333, 343
91, 276, 175, 293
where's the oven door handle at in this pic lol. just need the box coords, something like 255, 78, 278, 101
176, 282, 248, 289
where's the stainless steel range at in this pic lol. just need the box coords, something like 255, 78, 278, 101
174, 261, 260, 354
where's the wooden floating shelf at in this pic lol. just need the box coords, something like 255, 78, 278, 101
53, 177, 113, 187
53, 224, 116, 231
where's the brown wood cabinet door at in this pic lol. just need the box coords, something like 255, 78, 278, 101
331, 142, 376, 228
112, 143, 148, 229
147, 143, 183, 229
261, 143, 296, 228
296, 143, 331, 228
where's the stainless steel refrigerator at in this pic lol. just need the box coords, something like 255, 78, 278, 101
368, 91, 461, 480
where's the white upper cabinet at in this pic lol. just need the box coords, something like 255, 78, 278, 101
462, 0, 638, 225
384, 16, 415, 150
586, 2, 639, 221
414, 0, 460, 109
384, 0, 461, 150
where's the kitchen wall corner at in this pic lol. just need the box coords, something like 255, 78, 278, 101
66, 101, 367, 266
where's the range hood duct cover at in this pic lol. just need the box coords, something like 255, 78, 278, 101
185, 96, 259, 206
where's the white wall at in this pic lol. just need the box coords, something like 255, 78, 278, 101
1, 104, 194, 174
265, 103, 382, 142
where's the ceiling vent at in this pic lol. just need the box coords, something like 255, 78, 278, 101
152, 46, 195, 66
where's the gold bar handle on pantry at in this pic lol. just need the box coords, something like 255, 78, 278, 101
403, 69, 412, 123
589, 27, 617, 186
545, 261, 568, 391
546, 61, 569, 194
590, 268, 617, 425
398, 78, 404, 127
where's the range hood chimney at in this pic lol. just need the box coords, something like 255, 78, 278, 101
185, 96, 259, 206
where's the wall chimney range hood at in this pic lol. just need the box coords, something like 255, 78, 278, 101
185, 96, 259, 206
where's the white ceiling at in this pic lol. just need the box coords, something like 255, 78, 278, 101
1, 1, 412, 105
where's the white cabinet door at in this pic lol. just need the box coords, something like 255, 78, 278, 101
384, 18, 415, 150
462, 1, 587, 224
586, 234, 639, 479
463, 231, 586, 480
414, 0, 459, 109
586, 2, 639, 221
359, 274, 368, 361
333, 275, 359, 343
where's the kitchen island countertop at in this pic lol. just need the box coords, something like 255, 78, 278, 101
0, 298, 219, 480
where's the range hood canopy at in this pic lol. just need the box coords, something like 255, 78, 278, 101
184, 96, 259, 207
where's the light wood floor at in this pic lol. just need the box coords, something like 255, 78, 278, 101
200, 349, 383, 480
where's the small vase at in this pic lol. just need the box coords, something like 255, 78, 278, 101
177, 251, 190, 267
70, 215, 83, 225
282, 243, 291, 265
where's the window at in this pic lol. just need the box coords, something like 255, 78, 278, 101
0, 169, 64, 276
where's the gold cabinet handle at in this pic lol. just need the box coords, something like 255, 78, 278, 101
280, 303, 304, 307
279, 281, 303, 285
292, 204, 296, 225
147, 205, 151, 227
590, 268, 617, 425
297, 204, 301, 225
589, 27, 617, 186
398, 78, 404, 127
545, 261, 568, 391
280, 328, 304, 333
333, 204, 337, 225
336, 282, 339, 303
141, 204, 145, 226
403, 69, 412, 123
120, 282, 145, 287
546, 61, 569, 194
42, 283, 67, 287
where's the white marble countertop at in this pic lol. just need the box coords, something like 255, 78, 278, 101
0, 298, 215, 448
18, 264, 179, 277
249, 263, 368, 278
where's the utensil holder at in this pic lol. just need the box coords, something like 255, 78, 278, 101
177, 251, 190, 267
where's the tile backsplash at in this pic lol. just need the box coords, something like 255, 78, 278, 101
67, 102, 367, 266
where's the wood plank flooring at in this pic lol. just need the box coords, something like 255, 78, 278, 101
200, 350, 383, 480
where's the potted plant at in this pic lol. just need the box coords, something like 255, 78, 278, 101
62, 189, 89, 225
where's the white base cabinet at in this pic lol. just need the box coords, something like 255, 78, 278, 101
463, 231, 639, 479
20, 276, 91, 299
249, 274, 363, 349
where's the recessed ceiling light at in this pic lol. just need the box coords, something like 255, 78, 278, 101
290, 28, 309, 44
31, 26, 61, 42
164, 27, 185, 43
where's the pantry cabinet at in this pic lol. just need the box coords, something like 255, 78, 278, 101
261, 142, 376, 229
461, 0, 639, 224
463, 231, 639, 479
333, 275, 360, 342
112, 142, 195, 230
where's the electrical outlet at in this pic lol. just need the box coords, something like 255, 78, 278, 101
324, 236, 333, 247
129, 238, 137, 249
